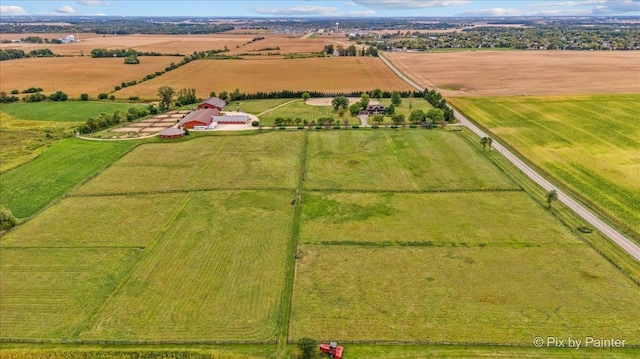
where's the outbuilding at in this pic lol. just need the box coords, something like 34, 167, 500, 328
211, 115, 249, 125
179, 108, 219, 129
198, 97, 227, 111
159, 127, 185, 139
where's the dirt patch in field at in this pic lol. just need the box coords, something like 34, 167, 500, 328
386, 51, 640, 96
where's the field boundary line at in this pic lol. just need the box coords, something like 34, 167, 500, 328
69, 193, 193, 339
0, 338, 278, 345
257, 99, 302, 117
304, 188, 523, 194
276, 131, 308, 357
67, 187, 296, 198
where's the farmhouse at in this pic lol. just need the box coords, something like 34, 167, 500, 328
360, 104, 387, 115
198, 96, 227, 111
159, 127, 185, 139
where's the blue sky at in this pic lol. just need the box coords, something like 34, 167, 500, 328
1, 1, 639, 17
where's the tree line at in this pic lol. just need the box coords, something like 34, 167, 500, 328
0, 48, 56, 61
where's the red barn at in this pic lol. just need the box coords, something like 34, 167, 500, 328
179, 108, 219, 129
198, 97, 227, 111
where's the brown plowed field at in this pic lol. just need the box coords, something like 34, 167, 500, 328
0, 56, 182, 97
115, 57, 413, 100
386, 51, 640, 96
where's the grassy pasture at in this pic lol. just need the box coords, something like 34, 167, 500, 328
258, 100, 361, 126
0, 194, 186, 248
226, 98, 298, 115
0, 101, 147, 123
82, 190, 293, 341
300, 191, 576, 246
290, 245, 640, 342
0, 57, 183, 98
449, 95, 640, 238
0, 247, 141, 339
0, 129, 58, 174
114, 57, 413, 100
74, 132, 302, 196
305, 130, 517, 191
0, 138, 138, 218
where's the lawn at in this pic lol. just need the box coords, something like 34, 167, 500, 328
0, 194, 187, 248
74, 132, 303, 196
375, 97, 433, 124
80, 190, 294, 341
0, 247, 141, 339
300, 191, 574, 246
290, 245, 640, 343
0, 101, 147, 123
449, 95, 640, 238
0, 138, 138, 218
258, 100, 361, 126
226, 98, 298, 115
305, 130, 518, 191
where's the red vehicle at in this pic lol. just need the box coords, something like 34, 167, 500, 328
319, 342, 343, 359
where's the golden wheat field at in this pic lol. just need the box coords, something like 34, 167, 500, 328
228, 34, 348, 54
386, 51, 640, 96
115, 57, 413, 99
0, 56, 182, 97
0, 34, 253, 56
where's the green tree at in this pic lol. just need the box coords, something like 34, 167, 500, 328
297, 337, 316, 359
371, 88, 383, 99
219, 91, 228, 100
386, 104, 395, 115
392, 114, 405, 125
80, 93, 89, 101
349, 102, 362, 116
0, 206, 17, 231
302, 92, 311, 101
157, 85, 175, 111
373, 115, 385, 125
480, 137, 489, 151
209, 91, 216, 98
546, 189, 558, 209
391, 91, 402, 106
331, 95, 349, 111
360, 93, 370, 109
409, 109, 425, 124
426, 108, 444, 123
177, 88, 197, 105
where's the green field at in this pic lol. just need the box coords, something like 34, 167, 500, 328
226, 98, 298, 115
449, 95, 640, 239
0, 138, 138, 218
0, 101, 147, 123
305, 130, 517, 191
74, 132, 302, 195
258, 100, 362, 126
300, 192, 573, 246
1, 129, 639, 357
81, 191, 293, 341
290, 245, 640, 342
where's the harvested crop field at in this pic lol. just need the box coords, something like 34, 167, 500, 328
0, 56, 182, 97
0, 34, 252, 56
385, 51, 640, 96
229, 34, 345, 54
114, 57, 413, 100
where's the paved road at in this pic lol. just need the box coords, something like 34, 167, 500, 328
379, 53, 640, 262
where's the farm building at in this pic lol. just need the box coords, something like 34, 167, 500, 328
198, 97, 227, 111
212, 115, 249, 125
179, 108, 219, 129
159, 127, 185, 139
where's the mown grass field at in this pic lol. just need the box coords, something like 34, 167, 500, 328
449, 95, 640, 239
258, 100, 361, 126
226, 98, 297, 115
74, 132, 302, 195
114, 57, 413, 100
0, 248, 142, 339
0, 101, 147, 123
300, 192, 573, 246
290, 245, 640, 342
305, 130, 518, 191
81, 191, 293, 341
0, 138, 138, 218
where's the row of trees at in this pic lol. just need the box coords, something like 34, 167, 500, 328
0, 48, 55, 61
77, 106, 152, 134
157, 86, 198, 111
323, 44, 379, 57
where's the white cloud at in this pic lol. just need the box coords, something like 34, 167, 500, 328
78, 0, 106, 5
457, 7, 522, 16
254, 5, 341, 16
593, 0, 640, 14
56, 5, 75, 14
346, 10, 377, 16
353, 0, 470, 9
0, 5, 26, 15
